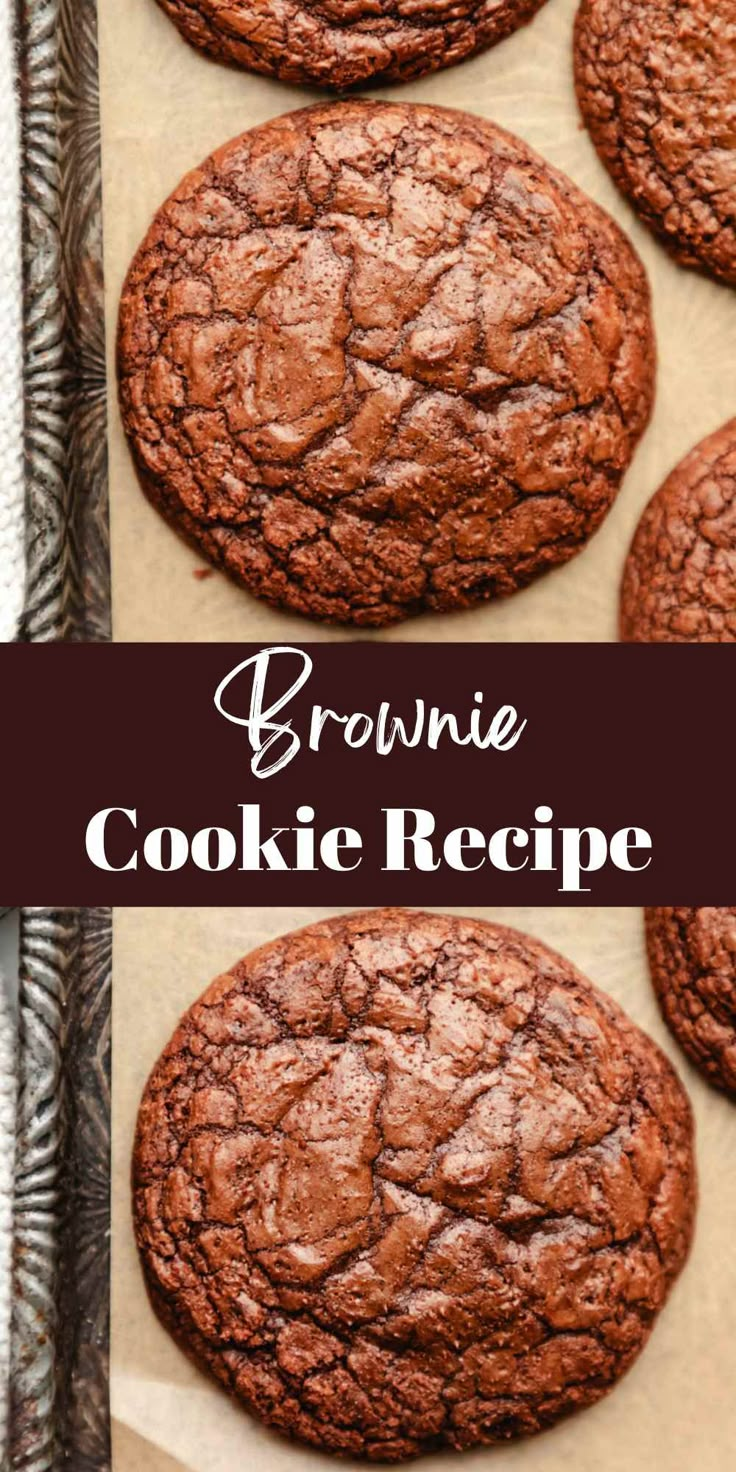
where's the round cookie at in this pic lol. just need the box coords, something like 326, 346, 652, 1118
154, 0, 548, 89
574, 0, 736, 286
133, 908, 695, 1460
620, 418, 736, 642
646, 907, 736, 1097
118, 101, 655, 628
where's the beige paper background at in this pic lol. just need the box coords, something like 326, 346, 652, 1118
112, 905, 736, 1472
99, 0, 736, 643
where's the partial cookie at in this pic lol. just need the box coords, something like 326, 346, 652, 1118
134, 908, 695, 1460
574, 0, 736, 286
646, 907, 736, 1097
154, 0, 547, 89
118, 100, 655, 628
620, 418, 736, 642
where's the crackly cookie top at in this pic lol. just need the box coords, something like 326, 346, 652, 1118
620, 418, 736, 642
118, 101, 654, 628
647, 907, 736, 1096
575, 0, 736, 285
134, 909, 695, 1460
155, 0, 548, 88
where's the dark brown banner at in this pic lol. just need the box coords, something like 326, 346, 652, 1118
1, 642, 733, 904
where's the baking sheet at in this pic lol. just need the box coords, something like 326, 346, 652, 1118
99, 0, 736, 643
111, 906, 736, 1472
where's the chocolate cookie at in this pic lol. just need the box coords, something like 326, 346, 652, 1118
620, 418, 736, 642
133, 909, 695, 1459
646, 907, 736, 1097
154, 0, 548, 89
118, 101, 655, 628
574, 0, 736, 286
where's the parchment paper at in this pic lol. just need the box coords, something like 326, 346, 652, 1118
99, 0, 736, 643
111, 906, 736, 1472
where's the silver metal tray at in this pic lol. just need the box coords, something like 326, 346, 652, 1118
9, 0, 112, 1463
9, 908, 112, 1472
18, 0, 110, 643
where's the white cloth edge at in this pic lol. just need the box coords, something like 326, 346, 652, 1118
0, 968, 16, 1456
0, 0, 25, 643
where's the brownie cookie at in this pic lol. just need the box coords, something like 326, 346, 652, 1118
154, 0, 548, 89
575, 0, 736, 286
118, 101, 655, 628
133, 909, 695, 1459
620, 418, 736, 642
647, 907, 736, 1097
